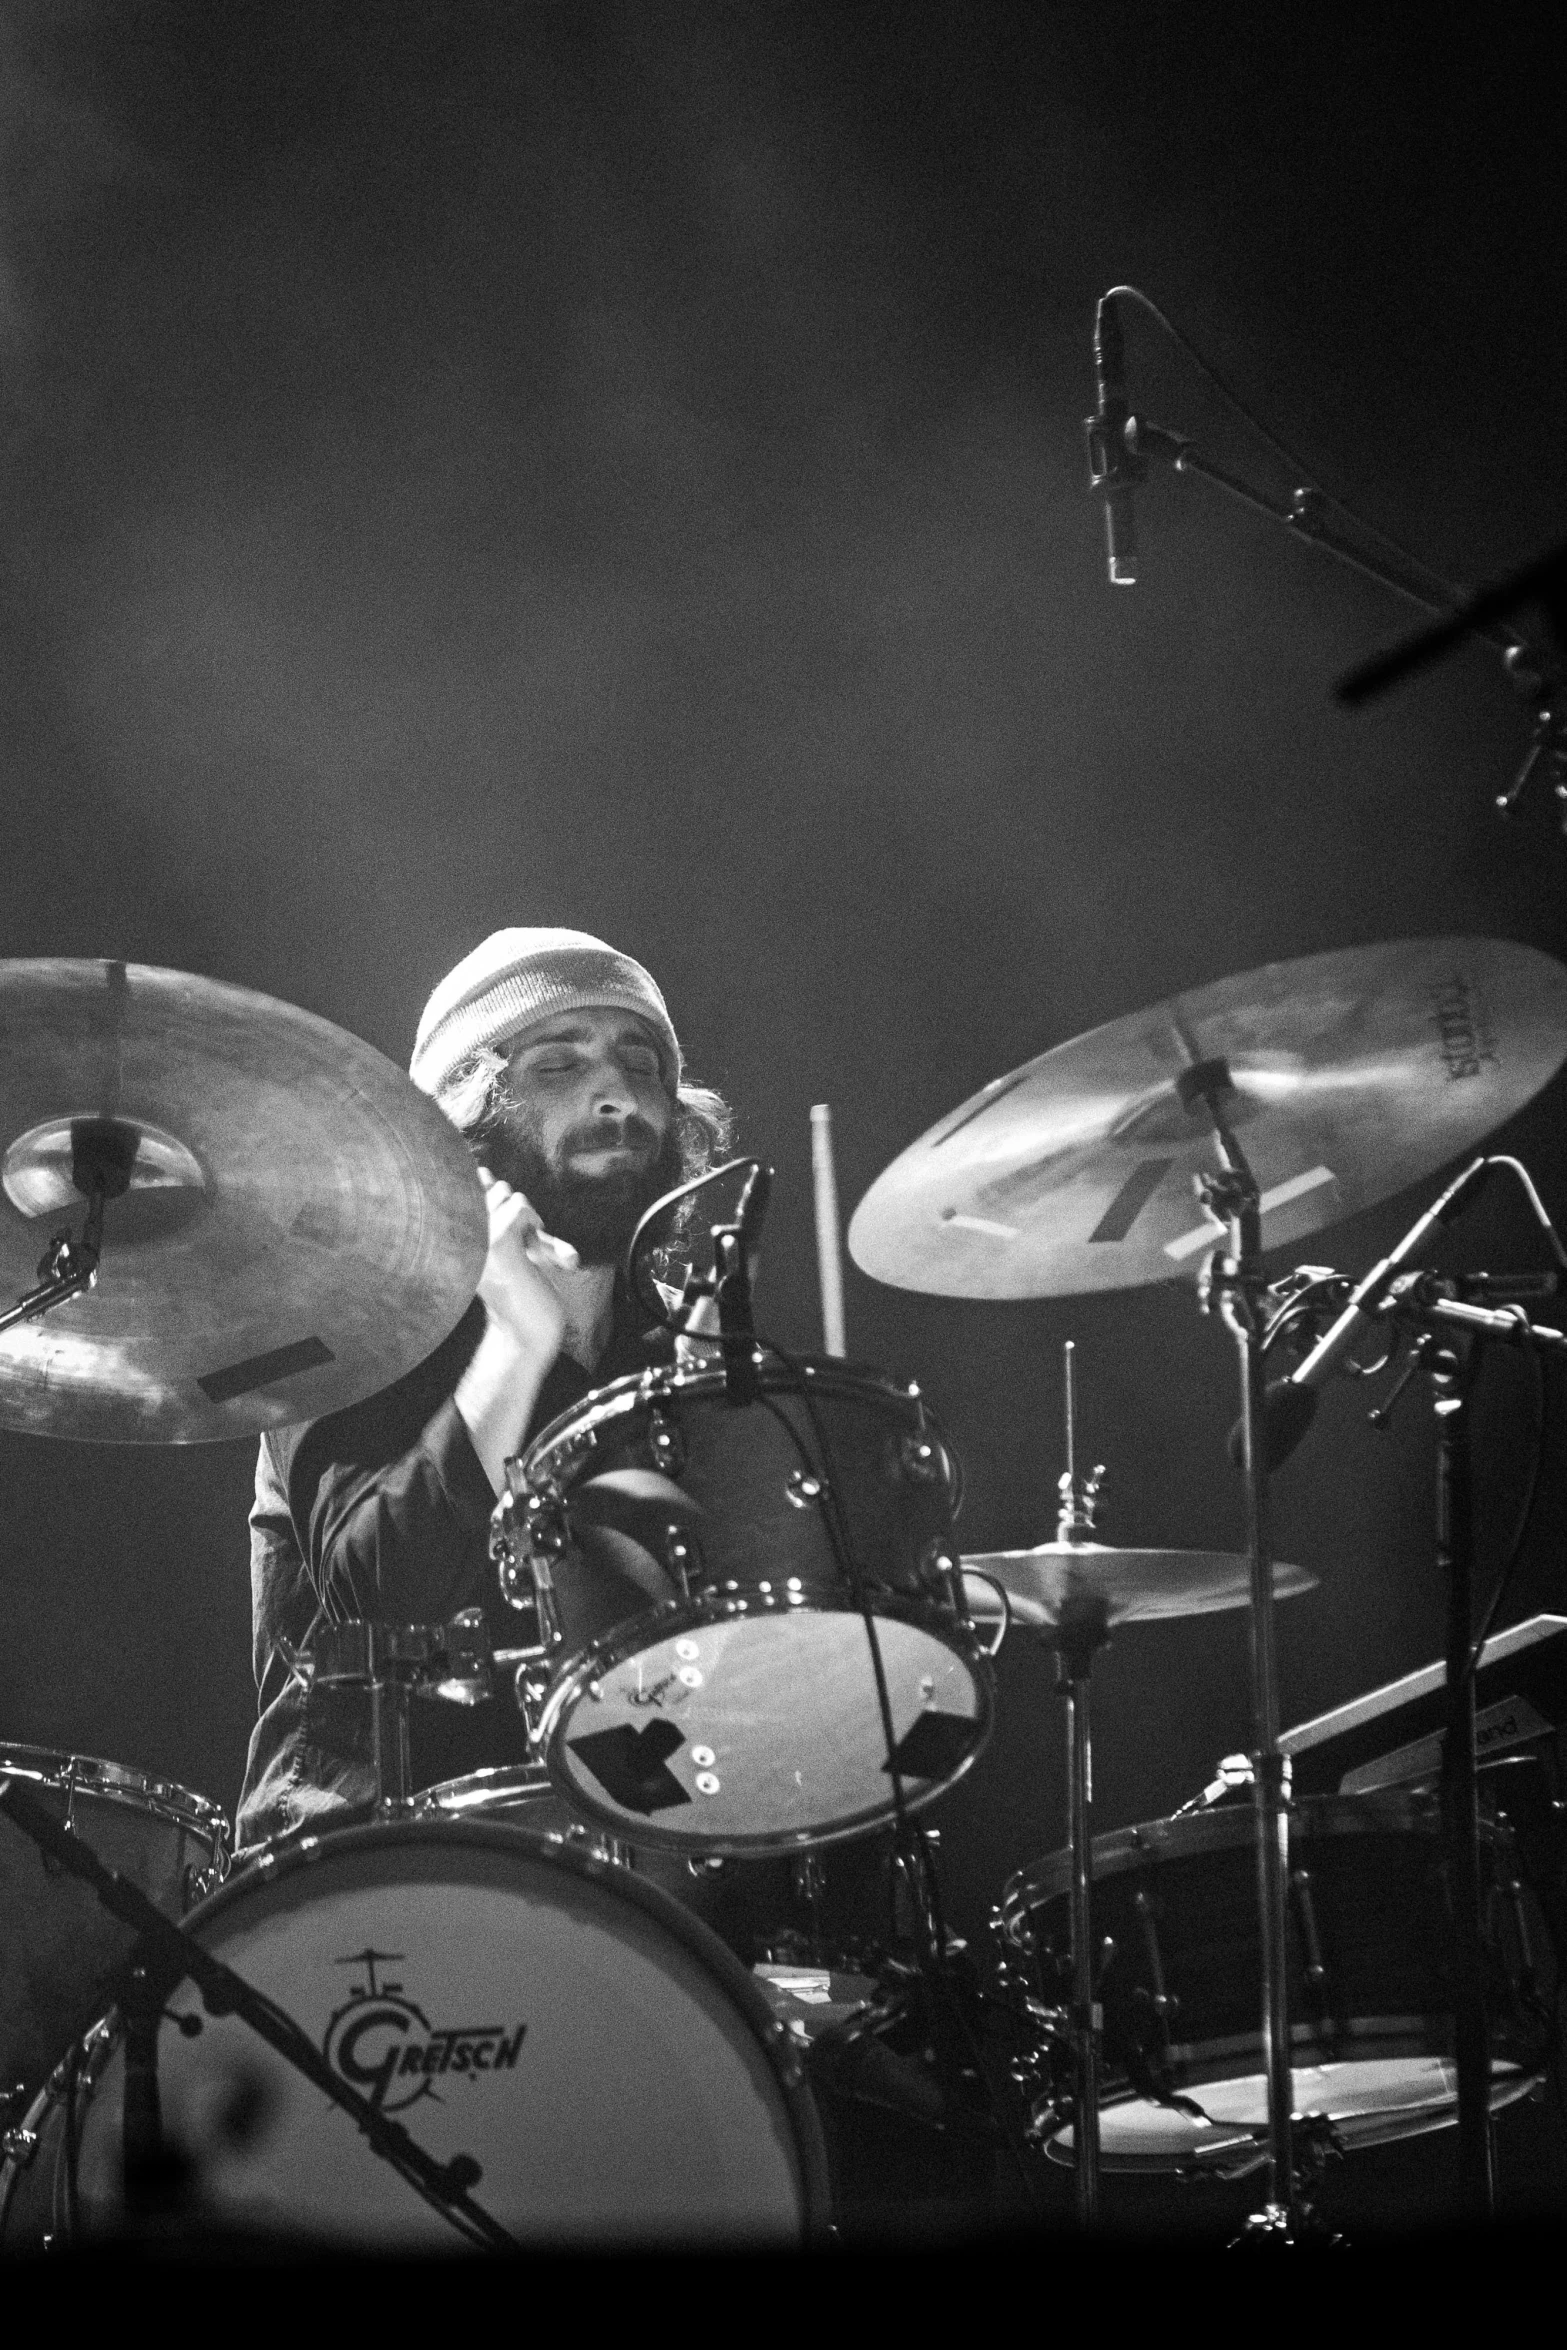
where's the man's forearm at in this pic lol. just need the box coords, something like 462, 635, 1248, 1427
453, 1316, 551, 1495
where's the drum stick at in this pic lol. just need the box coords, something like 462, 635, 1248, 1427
810, 1103, 848, 1357
1063, 1337, 1076, 1481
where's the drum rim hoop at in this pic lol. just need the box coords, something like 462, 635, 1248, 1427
521, 1351, 947, 1482
0, 1743, 230, 1841
1000, 1789, 1463, 1930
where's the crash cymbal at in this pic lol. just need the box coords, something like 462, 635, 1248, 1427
0, 959, 486, 1442
961, 1544, 1316, 1630
849, 938, 1567, 1299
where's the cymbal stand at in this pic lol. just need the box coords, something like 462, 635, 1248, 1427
1183, 1059, 1296, 2233
1052, 1339, 1110, 2227
0, 1121, 137, 1336
1429, 1338, 1494, 2215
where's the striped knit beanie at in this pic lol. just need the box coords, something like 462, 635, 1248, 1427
410, 928, 682, 1099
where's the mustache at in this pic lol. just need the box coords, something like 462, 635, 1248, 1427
558, 1116, 661, 1163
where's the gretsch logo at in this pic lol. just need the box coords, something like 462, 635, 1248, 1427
1430, 975, 1497, 1082
323, 1947, 526, 2114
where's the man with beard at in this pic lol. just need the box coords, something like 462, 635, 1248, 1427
235, 929, 732, 1850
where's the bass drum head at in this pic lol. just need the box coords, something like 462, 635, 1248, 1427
542, 1599, 989, 1854
1048, 2058, 1540, 2174
8, 1821, 825, 2248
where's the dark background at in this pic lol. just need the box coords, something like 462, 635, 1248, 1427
2, 1, 1564, 1937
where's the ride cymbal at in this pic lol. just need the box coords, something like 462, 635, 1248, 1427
962, 1543, 1316, 1630
0, 959, 485, 1442
849, 938, 1567, 1299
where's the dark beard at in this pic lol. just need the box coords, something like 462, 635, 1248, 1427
478, 1110, 685, 1268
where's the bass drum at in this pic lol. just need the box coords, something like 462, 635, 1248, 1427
0, 1817, 828, 2249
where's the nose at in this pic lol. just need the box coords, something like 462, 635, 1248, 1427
589, 1061, 637, 1122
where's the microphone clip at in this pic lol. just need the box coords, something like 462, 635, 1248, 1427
711, 1223, 761, 1408
1083, 407, 1145, 498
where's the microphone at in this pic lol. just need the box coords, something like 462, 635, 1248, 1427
714, 1161, 773, 1407
735, 1160, 772, 1251
1232, 1155, 1494, 1471
1084, 295, 1142, 587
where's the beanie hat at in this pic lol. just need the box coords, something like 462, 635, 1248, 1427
410, 928, 682, 1100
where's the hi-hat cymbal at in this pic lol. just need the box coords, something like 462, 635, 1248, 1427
849, 938, 1567, 1299
0, 959, 486, 1442
962, 1544, 1316, 1630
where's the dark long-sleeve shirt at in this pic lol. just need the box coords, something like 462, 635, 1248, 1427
236, 1287, 667, 1851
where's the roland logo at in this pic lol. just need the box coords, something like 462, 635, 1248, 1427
322, 1947, 526, 2114
1430, 975, 1497, 1082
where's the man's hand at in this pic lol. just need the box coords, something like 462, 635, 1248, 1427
473, 1165, 575, 1358
455, 1167, 578, 1494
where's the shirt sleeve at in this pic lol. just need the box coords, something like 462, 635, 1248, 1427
291, 1393, 497, 1625
279, 1305, 497, 1627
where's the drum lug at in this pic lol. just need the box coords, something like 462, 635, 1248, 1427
491, 1480, 566, 1659
1132, 1888, 1177, 2050
1289, 1865, 1329, 1993
784, 1466, 824, 1510
510, 1663, 551, 1746
647, 1409, 686, 1479
919, 1536, 965, 1618
664, 1526, 703, 1597
0, 2078, 34, 2168
184, 1856, 226, 1907
897, 1430, 944, 1485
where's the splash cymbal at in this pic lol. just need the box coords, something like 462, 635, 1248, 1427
962, 1543, 1316, 1630
0, 959, 485, 1442
849, 938, 1567, 1299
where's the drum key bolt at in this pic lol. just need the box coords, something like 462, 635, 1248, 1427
785, 1467, 824, 1509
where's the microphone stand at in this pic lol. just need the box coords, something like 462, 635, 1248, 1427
1429, 1337, 1493, 2215
1274, 1267, 1566, 2216
1182, 1054, 1297, 2235
0, 1779, 516, 2252
1123, 416, 1564, 827
1390, 1281, 1564, 2214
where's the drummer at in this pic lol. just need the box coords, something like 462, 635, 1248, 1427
235, 929, 733, 1851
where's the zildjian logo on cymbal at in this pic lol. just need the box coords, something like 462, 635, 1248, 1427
322, 1948, 527, 2114
1430, 974, 1498, 1082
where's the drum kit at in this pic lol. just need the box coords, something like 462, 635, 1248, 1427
0, 934, 1564, 2248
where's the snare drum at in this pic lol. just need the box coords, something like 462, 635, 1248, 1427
505, 1355, 992, 1854
1001, 1794, 1548, 2172
0, 1746, 229, 2103
0, 1816, 828, 2248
